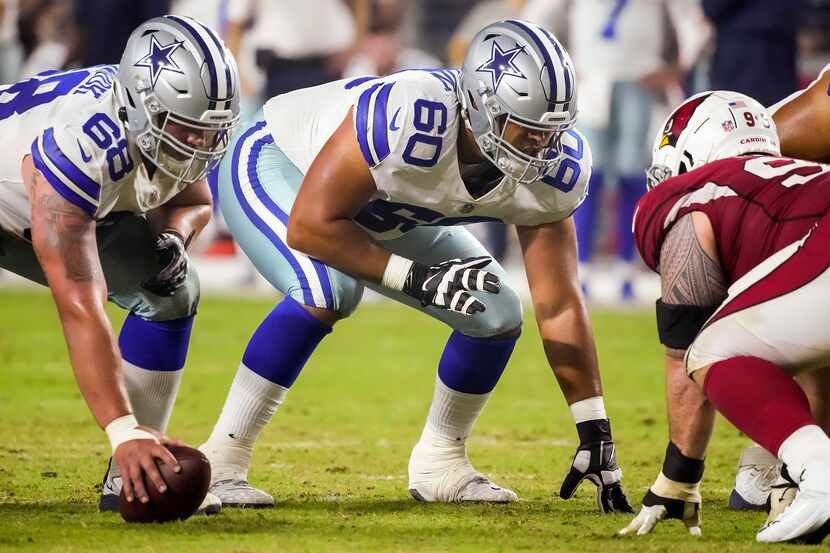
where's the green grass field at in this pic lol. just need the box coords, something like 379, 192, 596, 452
0, 289, 814, 552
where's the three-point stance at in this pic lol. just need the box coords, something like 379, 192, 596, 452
620, 91, 830, 543
0, 16, 239, 512
200, 20, 631, 512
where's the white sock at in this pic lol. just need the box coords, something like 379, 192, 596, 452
420, 376, 490, 447
202, 363, 288, 480
777, 425, 830, 482
122, 360, 182, 434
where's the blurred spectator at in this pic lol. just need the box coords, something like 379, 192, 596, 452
170, 0, 223, 31
415, 0, 480, 63
798, 0, 830, 79
703, 0, 802, 107
343, 0, 440, 77
18, 0, 73, 77
447, 0, 525, 67
224, 0, 356, 100
524, 0, 709, 299
0, 0, 22, 82
73, 0, 169, 66
446, 0, 527, 263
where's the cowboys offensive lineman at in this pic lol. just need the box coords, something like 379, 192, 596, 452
199, 20, 632, 511
0, 16, 239, 510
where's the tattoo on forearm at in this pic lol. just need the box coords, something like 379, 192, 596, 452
30, 172, 99, 282
660, 215, 727, 306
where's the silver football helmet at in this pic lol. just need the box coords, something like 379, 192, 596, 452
116, 15, 240, 185
458, 19, 577, 184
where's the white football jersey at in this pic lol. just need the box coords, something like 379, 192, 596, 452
0, 65, 191, 238
263, 69, 591, 240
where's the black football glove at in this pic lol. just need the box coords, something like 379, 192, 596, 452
141, 230, 188, 297
402, 255, 500, 316
619, 442, 704, 537
560, 419, 633, 513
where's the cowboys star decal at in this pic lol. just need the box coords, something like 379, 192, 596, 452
134, 35, 185, 88
476, 40, 526, 92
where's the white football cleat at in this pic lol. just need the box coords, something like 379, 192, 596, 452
208, 478, 275, 508
97, 459, 222, 515
757, 462, 830, 544
408, 435, 517, 503
198, 441, 275, 508
729, 445, 780, 511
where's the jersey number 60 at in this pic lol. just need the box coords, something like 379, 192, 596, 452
402, 99, 448, 168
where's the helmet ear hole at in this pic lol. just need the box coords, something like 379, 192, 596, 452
125, 87, 136, 109
467, 90, 478, 112
493, 113, 507, 134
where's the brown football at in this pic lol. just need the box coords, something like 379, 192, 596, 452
119, 445, 211, 523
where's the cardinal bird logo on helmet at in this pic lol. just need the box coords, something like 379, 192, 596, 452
659, 93, 713, 149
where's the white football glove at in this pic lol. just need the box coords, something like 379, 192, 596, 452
403, 256, 500, 316
619, 500, 701, 537
619, 442, 704, 537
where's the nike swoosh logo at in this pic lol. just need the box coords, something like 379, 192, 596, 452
389, 107, 402, 131
77, 140, 92, 163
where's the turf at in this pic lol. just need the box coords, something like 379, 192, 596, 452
0, 289, 814, 551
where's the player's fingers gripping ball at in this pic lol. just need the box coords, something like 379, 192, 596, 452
119, 445, 211, 523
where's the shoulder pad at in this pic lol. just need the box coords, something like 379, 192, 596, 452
30, 110, 126, 217
534, 128, 593, 222
353, 70, 458, 169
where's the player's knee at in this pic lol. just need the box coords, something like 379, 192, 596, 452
140, 269, 201, 321
462, 283, 523, 338
293, 274, 363, 320
331, 276, 364, 318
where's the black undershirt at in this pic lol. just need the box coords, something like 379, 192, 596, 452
459, 159, 503, 199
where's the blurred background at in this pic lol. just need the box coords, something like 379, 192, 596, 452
1, 0, 828, 305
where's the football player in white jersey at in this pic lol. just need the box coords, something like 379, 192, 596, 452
199, 19, 633, 512
0, 16, 239, 511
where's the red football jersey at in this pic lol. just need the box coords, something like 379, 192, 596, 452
634, 155, 830, 283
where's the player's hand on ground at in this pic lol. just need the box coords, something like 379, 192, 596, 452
618, 491, 701, 536
113, 425, 182, 504
141, 230, 188, 297
619, 442, 704, 536
559, 419, 633, 513
403, 256, 499, 315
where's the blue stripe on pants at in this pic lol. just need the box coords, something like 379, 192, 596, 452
230, 121, 332, 308
243, 132, 334, 308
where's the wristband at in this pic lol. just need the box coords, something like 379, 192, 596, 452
570, 396, 607, 424
662, 441, 705, 483
105, 414, 157, 454
575, 418, 612, 444
651, 472, 702, 503
381, 254, 414, 291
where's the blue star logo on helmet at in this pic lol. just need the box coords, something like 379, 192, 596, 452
133, 34, 185, 88
475, 40, 526, 93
